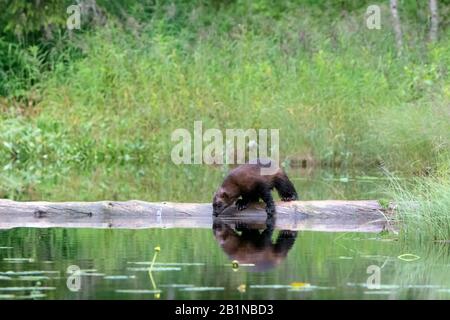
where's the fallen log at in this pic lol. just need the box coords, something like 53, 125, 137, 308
0, 199, 390, 233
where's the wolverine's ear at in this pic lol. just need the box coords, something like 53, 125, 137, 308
222, 191, 229, 200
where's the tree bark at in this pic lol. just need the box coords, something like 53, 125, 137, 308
0, 199, 391, 233
429, 0, 439, 42
390, 0, 403, 53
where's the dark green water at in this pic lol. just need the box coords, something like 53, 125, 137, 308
1, 168, 449, 299
1, 227, 450, 299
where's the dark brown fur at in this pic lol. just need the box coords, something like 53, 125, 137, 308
212, 161, 298, 216
213, 220, 297, 271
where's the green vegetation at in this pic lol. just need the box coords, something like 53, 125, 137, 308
0, 1, 450, 241
391, 159, 450, 243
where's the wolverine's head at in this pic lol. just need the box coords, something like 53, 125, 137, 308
212, 188, 234, 216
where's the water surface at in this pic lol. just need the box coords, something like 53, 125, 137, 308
2, 167, 447, 299
1, 226, 449, 299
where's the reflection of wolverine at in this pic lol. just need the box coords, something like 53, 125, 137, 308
212, 219, 297, 272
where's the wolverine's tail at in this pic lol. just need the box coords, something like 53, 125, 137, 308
274, 173, 298, 200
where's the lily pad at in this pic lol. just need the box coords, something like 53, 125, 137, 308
289, 286, 335, 291
0, 271, 59, 276
104, 275, 136, 280
127, 262, 204, 266
160, 284, 195, 288
397, 254, 420, 262
290, 282, 311, 289
115, 289, 161, 294
3, 258, 34, 263
78, 272, 105, 277
181, 287, 225, 292
127, 267, 181, 272
406, 284, 441, 288
363, 290, 393, 295
17, 293, 47, 299
0, 287, 56, 291
250, 285, 291, 289
18, 276, 51, 281
224, 263, 255, 267
346, 283, 400, 290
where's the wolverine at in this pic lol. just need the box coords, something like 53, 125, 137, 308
212, 159, 298, 216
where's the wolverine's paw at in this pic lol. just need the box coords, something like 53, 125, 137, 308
279, 230, 297, 238
235, 199, 248, 211
265, 205, 276, 216
235, 222, 247, 231
265, 216, 276, 230
281, 195, 298, 201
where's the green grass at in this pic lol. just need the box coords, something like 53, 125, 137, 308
391, 158, 450, 243
35, 19, 449, 171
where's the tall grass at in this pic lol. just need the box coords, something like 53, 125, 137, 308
391, 159, 450, 243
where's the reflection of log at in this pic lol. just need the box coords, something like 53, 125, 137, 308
0, 199, 390, 233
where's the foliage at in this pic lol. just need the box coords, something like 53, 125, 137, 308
392, 158, 450, 243
0, 1, 449, 205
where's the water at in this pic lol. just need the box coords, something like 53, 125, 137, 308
1, 167, 449, 299
1, 227, 450, 299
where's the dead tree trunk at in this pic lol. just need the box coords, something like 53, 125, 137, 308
390, 0, 403, 53
429, 0, 439, 42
